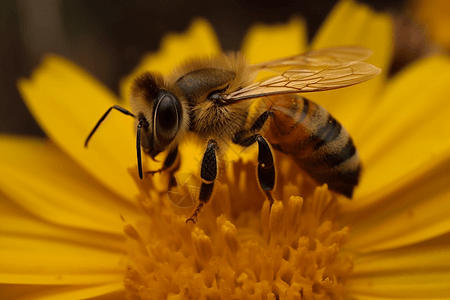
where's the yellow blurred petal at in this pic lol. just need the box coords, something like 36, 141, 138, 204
0, 283, 124, 300
312, 0, 393, 70
0, 195, 126, 285
0, 196, 125, 253
342, 296, 448, 300
0, 232, 125, 285
349, 276, 449, 300
343, 152, 450, 253
241, 17, 307, 83
120, 18, 221, 101
352, 245, 450, 275
17, 56, 140, 202
355, 55, 450, 199
0, 235, 125, 285
412, 0, 450, 51
0, 234, 124, 285
0, 136, 140, 233
241, 17, 307, 64
307, 0, 393, 132
347, 245, 450, 299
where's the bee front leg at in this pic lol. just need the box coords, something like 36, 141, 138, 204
187, 140, 218, 223
232, 133, 276, 204
145, 147, 180, 176
146, 147, 181, 189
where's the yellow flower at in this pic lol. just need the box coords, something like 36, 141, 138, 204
2, 0, 450, 299
411, 0, 450, 51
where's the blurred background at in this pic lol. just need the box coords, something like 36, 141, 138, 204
1, 0, 445, 137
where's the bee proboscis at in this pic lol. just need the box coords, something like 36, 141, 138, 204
85, 46, 380, 222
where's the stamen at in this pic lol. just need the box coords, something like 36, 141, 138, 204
192, 227, 213, 264
286, 195, 303, 239
261, 199, 271, 241
269, 199, 284, 248
220, 220, 239, 255
124, 159, 354, 299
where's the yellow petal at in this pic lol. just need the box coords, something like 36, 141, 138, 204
0, 283, 124, 300
412, 0, 450, 51
120, 18, 221, 101
347, 245, 450, 299
241, 17, 307, 84
355, 55, 450, 200
343, 152, 450, 253
0, 196, 125, 254
0, 195, 127, 285
0, 236, 125, 285
307, 0, 393, 132
312, 0, 392, 69
17, 56, 140, 202
241, 17, 307, 64
0, 136, 140, 233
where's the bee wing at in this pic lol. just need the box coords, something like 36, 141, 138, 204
225, 46, 381, 102
250, 46, 375, 70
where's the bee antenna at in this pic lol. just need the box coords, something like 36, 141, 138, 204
136, 119, 144, 179
85, 105, 135, 147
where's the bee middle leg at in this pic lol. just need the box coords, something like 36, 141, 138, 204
187, 140, 218, 223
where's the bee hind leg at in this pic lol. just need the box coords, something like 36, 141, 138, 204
232, 133, 276, 205
234, 110, 274, 141
186, 140, 218, 223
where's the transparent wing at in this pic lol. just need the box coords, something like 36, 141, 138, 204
250, 46, 375, 71
225, 46, 381, 102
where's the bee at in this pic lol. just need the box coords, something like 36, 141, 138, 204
85, 46, 380, 222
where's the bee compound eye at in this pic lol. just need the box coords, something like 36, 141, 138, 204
155, 92, 182, 144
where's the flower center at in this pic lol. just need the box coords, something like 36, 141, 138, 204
123, 155, 353, 299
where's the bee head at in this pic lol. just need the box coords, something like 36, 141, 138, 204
130, 72, 189, 178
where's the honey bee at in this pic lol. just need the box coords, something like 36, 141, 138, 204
85, 46, 380, 222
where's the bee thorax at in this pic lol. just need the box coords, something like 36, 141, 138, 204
191, 101, 248, 140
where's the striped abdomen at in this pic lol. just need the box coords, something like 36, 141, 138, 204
264, 94, 361, 198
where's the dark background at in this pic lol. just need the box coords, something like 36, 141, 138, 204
0, 0, 405, 136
